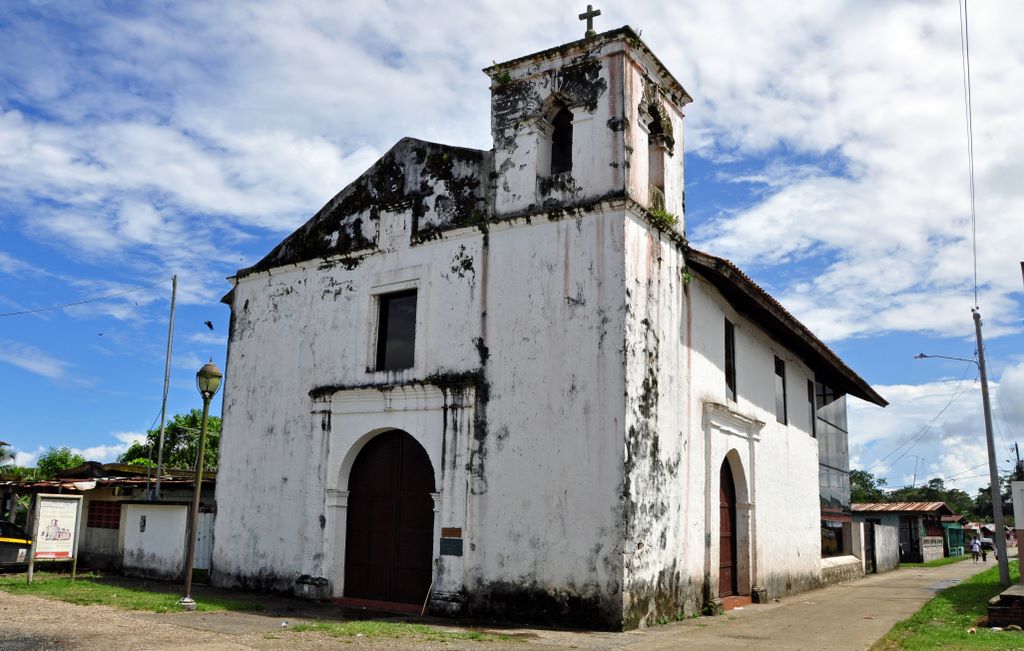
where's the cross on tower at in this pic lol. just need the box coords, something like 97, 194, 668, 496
579, 4, 601, 38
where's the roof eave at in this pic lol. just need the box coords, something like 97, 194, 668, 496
686, 247, 887, 407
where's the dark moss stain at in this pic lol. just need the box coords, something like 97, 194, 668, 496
622, 562, 702, 629
239, 139, 488, 276
473, 337, 490, 366
555, 57, 608, 112
537, 172, 579, 197
467, 580, 621, 631
449, 245, 476, 283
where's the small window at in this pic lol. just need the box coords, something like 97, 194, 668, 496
87, 501, 121, 529
807, 379, 816, 437
376, 289, 417, 371
774, 356, 787, 424
647, 108, 666, 193
724, 319, 736, 401
550, 106, 573, 175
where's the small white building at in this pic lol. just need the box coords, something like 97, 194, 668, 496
211, 26, 886, 629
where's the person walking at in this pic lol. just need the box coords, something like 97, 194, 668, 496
971, 537, 981, 563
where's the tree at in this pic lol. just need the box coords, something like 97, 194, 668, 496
0, 442, 13, 469
973, 478, 1013, 522
850, 469, 888, 503
118, 409, 221, 472
35, 446, 86, 479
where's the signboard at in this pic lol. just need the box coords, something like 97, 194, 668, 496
34, 497, 78, 559
27, 494, 83, 583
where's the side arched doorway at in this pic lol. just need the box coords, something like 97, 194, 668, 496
719, 458, 739, 597
345, 430, 435, 604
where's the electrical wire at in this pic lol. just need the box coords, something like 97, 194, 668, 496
0, 278, 169, 317
959, 0, 979, 308
866, 360, 976, 473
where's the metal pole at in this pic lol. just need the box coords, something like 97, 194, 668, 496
179, 394, 210, 608
975, 309, 1010, 586
155, 274, 178, 500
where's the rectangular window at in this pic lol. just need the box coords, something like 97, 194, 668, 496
87, 501, 121, 529
774, 356, 787, 424
376, 289, 417, 371
724, 319, 736, 401
807, 379, 817, 437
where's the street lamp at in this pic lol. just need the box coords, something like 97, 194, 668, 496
179, 360, 222, 610
915, 336, 1010, 587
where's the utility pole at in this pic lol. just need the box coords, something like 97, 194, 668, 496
1013, 443, 1022, 481
155, 275, 177, 500
974, 308, 1010, 587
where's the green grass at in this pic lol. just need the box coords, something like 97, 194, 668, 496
289, 620, 515, 643
873, 560, 1023, 650
902, 555, 973, 568
0, 571, 263, 613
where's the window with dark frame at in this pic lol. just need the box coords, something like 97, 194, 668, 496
774, 356, 787, 424
87, 501, 121, 529
807, 379, 817, 437
550, 106, 574, 175
375, 289, 417, 371
724, 319, 736, 401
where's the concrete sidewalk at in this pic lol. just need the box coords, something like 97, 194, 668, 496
548, 556, 1004, 650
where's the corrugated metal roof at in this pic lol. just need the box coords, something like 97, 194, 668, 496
853, 502, 953, 514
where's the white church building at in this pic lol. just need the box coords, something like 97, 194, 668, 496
211, 25, 886, 629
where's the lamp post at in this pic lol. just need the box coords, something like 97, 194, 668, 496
916, 326, 1010, 587
179, 360, 222, 610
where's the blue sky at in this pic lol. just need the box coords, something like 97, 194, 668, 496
1, 1, 1022, 494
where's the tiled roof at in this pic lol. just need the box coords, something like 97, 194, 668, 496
686, 248, 887, 406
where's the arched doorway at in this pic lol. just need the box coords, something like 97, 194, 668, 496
345, 430, 435, 604
719, 458, 739, 597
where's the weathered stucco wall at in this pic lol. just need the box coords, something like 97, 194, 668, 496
687, 271, 823, 605
214, 202, 630, 626
618, 214, 822, 627
122, 504, 188, 582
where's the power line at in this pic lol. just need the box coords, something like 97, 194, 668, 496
0, 278, 169, 317
959, 0, 979, 308
866, 360, 976, 473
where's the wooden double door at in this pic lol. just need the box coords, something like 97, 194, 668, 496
344, 430, 435, 605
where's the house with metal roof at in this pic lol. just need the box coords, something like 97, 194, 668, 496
853, 502, 957, 563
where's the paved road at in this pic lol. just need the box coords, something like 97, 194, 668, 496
0, 557, 1007, 650
540, 556, 1000, 650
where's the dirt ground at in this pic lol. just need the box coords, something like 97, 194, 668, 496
0, 591, 534, 650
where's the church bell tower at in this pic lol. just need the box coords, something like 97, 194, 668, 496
483, 20, 692, 233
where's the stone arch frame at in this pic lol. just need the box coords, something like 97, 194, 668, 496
703, 401, 763, 609
316, 384, 474, 601
327, 426, 443, 601
337, 426, 438, 492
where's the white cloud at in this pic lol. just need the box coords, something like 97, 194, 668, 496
0, 341, 73, 380
6, 432, 146, 468
14, 448, 42, 467
187, 331, 224, 346
72, 431, 146, 463
851, 361, 1024, 494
